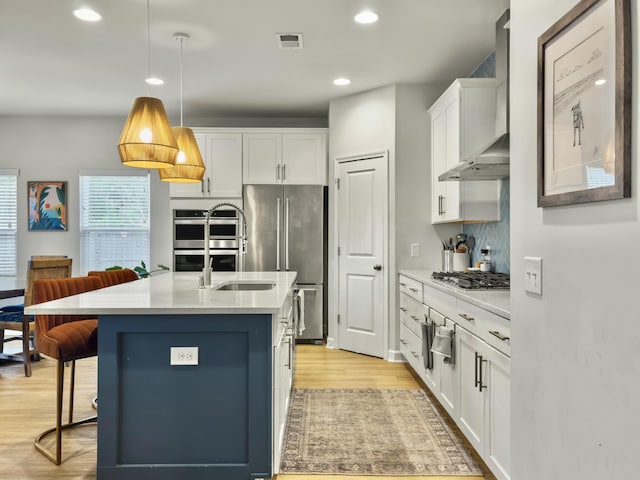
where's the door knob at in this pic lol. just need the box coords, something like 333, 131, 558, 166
373, 264, 382, 271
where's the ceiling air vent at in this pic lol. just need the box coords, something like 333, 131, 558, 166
276, 33, 303, 49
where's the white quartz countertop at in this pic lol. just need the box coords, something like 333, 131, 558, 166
25, 271, 297, 316
399, 270, 510, 320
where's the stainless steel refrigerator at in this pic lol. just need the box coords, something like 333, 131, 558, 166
243, 185, 326, 342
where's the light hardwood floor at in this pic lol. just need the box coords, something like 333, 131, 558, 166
0, 339, 494, 480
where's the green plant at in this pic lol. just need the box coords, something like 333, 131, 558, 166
106, 261, 169, 278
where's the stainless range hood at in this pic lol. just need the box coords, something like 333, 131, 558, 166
440, 9, 510, 181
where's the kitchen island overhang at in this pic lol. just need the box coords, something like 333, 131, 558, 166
26, 271, 297, 480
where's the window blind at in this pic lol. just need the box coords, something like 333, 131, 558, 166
79, 174, 150, 273
0, 174, 17, 276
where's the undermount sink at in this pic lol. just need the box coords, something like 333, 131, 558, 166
215, 281, 276, 291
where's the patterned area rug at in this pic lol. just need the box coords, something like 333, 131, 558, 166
280, 388, 482, 476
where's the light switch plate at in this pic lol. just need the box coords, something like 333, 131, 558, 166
170, 346, 199, 366
524, 257, 542, 295
410, 243, 419, 257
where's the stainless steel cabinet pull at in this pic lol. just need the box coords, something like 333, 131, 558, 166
207, 177, 211, 194
410, 351, 419, 358
400, 339, 407, 345
283, 164, 286, 180
478, 355, 487, 392
399, 307, 408, 313
373, 264, 382, 271
474, 352, 480, 387
276, 164, 280, 180
276, 197, 281, 270
489, 330, 510, 342
438, 195, 445, 215
409, 287, 419, 293
284, 337, 291, 368
458, 313, 475, 322
410, 315, 420, 322
201, 179, 205, 194
399, 282, 407, 287
284, 197, 290, 270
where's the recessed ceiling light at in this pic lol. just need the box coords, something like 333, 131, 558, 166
73, 8, 102, 22
333, 78, 351, 86
595, 78, 607, 86
354, 10, 379, 24
145, 77, 164, 86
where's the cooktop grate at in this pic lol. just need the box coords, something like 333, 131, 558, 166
431, 271, 510, 290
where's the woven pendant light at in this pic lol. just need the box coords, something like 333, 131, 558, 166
159, 33, 205, 183
159, 126, 205, 182
117, 0, 178, 169
118, 97, 179, 168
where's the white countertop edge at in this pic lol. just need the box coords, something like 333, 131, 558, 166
25, 271, 297, 316
399, 270, 511, 320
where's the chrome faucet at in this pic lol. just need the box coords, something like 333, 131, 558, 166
203, 202, 248, 286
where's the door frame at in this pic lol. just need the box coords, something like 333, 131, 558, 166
328, 151, 389, 357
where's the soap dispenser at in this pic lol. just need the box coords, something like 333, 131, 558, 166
480, 246, 492, 272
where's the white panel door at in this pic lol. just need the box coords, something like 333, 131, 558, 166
337, 154, 387, 358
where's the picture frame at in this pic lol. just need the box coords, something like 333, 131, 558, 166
27, 181, 68, 231
537, 0, 631, 207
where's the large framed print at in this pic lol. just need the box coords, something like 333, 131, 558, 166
537, 0, 631, 207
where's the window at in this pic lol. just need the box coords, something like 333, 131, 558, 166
0, 172, 17, 277
79, 173, 150, 273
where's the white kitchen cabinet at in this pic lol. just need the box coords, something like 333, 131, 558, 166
272, 296, 294, 472
398, 273, 510, 480
243, 132, 327, 185
457, 327, 511, 480
428, 78, 501, 224
169, 132, 243, 198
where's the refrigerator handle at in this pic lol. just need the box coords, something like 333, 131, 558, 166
276, 197, 281, 270
285, 197, 290, 270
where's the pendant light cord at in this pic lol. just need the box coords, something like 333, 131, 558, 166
146, 0, 150, 95
179, 37, 184, 127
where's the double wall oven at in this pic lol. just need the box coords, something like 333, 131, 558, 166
173, 209, 239, 272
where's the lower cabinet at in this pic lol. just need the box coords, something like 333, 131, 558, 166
398, 274, 511, 480
272, 297, 294, 473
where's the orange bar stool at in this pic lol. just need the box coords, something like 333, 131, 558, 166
32, 276, 103, 465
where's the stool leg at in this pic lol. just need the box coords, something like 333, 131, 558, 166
22, 318, 32, 377
55, 359, 64, 465
68, 360, 76, 424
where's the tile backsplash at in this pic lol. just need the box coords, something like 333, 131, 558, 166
463, 180, 510, 273
463, 50, 510, 274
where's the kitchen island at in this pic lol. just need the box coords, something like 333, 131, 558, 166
26, 271, 297, 480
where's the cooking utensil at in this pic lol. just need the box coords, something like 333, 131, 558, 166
467, 235, 476, 251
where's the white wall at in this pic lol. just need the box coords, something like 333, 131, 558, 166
511, 1, 640, 478
328, 84, 459, 359
0, 115, 172, 278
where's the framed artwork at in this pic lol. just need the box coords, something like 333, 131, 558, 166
537, 0, 631, 207
28, 181, 67, 231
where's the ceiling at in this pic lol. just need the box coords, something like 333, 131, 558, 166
0, 0, 509, 120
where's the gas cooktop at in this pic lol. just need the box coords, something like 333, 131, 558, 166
431, 271, 510, 290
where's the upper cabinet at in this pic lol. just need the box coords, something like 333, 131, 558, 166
169, 131, 243, 199
243, 131, 327, 185
429, 79, 501, 224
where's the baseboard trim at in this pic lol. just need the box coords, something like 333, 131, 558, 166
387, 349, 405, 363
325, 337, 337, 349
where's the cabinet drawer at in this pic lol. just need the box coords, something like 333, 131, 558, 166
455, 299, 510, 356
400, 323, 422, 369
399, 275, 423, 302
423, 283, 457, 319
399, 292, 425, 338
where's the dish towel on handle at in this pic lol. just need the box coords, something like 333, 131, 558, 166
421, 318, 435, 370
431, 325, 456, 365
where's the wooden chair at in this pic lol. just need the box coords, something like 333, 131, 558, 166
32, 276, 103, 465
88, 268, 139, 287
0, 258, 72, 376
